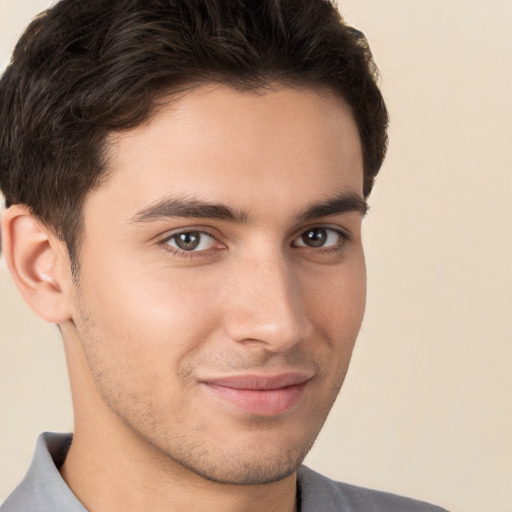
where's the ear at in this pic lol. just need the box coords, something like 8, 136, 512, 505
1, 205, 73, 324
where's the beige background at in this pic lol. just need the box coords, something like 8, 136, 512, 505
1, 1, 511, 510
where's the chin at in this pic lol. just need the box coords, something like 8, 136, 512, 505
167, 430, 319, 486
183, 453, 303, 486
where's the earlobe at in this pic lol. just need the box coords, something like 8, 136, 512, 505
1, 205, 73, 324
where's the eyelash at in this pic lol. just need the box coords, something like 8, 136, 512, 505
161, 229, 223, 259
159, 226, 351, 259
292, 227, 350, 254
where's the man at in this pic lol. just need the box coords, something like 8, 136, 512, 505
0, 0, 448, 510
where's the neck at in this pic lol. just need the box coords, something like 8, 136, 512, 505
60, 422, 297, 512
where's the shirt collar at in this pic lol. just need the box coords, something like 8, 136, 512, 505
2, 432, 86, 512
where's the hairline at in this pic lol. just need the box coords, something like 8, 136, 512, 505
67, 79, 359, 275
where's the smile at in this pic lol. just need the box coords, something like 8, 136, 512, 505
200, 373, 312, 416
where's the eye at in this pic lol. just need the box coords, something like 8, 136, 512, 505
164, 230, 219, 252
293, 227, 345, 248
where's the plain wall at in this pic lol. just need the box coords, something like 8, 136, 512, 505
1, 1, 511, 510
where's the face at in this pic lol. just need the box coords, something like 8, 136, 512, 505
65, 84, 366, 485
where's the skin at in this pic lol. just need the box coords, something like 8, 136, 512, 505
3, 84, 366, 512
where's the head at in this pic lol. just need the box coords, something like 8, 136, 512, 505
0, 0, 387, 267
0, 0, 388, 488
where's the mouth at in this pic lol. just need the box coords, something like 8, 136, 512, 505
200, 372, 312, 416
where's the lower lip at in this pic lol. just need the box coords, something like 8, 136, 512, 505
203, 382, 307, 416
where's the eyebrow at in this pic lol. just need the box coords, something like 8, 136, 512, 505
131, 192, 367, 224
132, 198, 248, 223
298, 192, 368, 221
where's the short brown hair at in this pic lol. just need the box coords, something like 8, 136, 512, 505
0, 0, 388, 265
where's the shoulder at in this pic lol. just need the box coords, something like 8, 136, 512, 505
297, 466, 449, 512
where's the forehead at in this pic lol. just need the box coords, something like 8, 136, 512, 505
88, 84, 364, 221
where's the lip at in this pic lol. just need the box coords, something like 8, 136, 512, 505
200, 372, 312, 416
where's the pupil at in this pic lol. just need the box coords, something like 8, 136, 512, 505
302, 228, 327, 247
176, 232, 200, 250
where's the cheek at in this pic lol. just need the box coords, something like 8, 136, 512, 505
306, 255, 367, 342
76, 259, 224, 369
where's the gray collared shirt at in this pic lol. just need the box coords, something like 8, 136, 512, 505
1, 433, 448, 512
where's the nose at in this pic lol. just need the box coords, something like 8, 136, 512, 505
223, 253, 314, 352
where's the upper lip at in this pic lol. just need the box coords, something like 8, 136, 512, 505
201, 372, 313, 391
